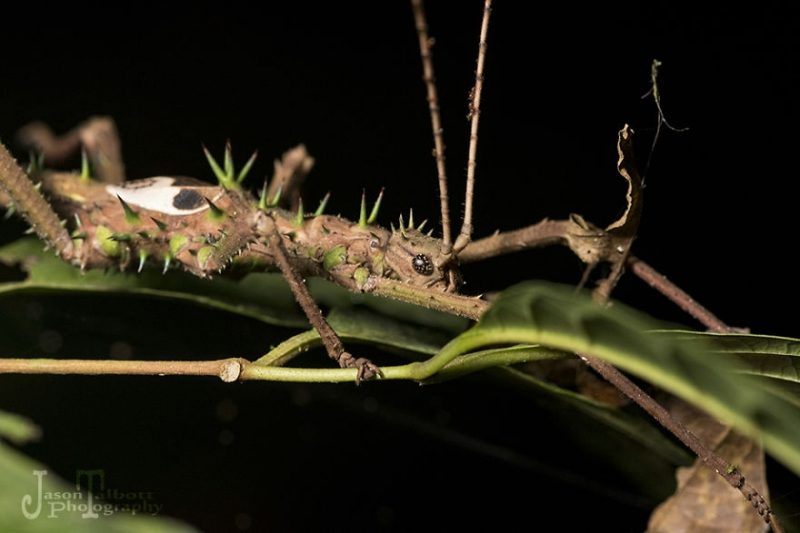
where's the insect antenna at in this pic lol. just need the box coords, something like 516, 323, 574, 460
411, 0, 453, 253
453, 0, 493, 254
411, 0, 494, 261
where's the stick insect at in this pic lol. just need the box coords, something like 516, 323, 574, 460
0, 2, 788, 530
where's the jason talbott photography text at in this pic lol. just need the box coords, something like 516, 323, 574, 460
21, 470, 163, 520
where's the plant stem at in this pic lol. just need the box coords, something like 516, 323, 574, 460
0, 347, 560, 384
0, 358, 247, 382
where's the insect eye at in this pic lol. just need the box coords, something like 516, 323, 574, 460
412, 254, 434, 276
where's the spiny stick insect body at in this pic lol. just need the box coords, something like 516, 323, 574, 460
0, 1, 783, 530
0, 133, 458, 381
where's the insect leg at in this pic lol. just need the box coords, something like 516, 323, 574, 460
265, 213, 380, 383
265, 145, 315, 212
0, 141, 75, 260
16, 116, 126, 183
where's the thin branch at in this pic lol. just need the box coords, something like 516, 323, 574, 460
411, 0, 452, 253
0, 358, 247, 382
0, 348, 561, 385
453, 0, 493, 253
245, 346, 560, 383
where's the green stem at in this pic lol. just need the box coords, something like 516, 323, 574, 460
256, 329, 321, 366
389, 328, 490, 380
0, 358, 247, 382
420, 345, 565, 383
0, 345, 561, 384
255, 323, 563, 381
245, 345, 559, 383
240, 364, 361, 382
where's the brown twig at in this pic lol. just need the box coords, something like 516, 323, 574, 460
453, 0, 492, 254
411, 0, 452, 254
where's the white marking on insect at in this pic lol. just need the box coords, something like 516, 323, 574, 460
106, 177, 224, 216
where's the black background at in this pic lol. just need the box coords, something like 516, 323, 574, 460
1, 2, 797, 532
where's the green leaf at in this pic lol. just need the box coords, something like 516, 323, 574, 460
0, 238, 467, 334
498, 368, 692, 469
0, 424, 195, 532
254, 307, 691, 474
439, 281, 800, 476
0, 238, 306, 328
255, 307, 452, 366
657, 331, 800, 385
4, 239, 795, 479
0, 410, 41, 445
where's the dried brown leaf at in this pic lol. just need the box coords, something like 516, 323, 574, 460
606, 124, 643, 237
647, 398, 770, 533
